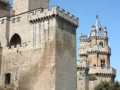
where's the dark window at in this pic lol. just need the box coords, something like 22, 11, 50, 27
101, 60, 105, 67
99, 42, 103, 47
94, 64, 96, 67
17, 17, 20, 22
12, 18, 15, 23
5, 73, 11, 85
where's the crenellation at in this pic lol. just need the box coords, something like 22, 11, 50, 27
28, 6, 78, 27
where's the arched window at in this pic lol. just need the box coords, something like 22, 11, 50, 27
9, 34, 21, 48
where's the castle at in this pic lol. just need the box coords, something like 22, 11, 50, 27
0, 0, 116, 90
0, 0, 78, 90
77, 15, 116, 90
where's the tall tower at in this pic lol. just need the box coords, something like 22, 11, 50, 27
77, 15, 116, 90
13, 0, 49, 15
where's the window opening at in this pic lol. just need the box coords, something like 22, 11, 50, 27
9, 34, 21, 48
93, 64, 96, 67
101, 60, 105, 67
12, 18, 15, 23
17, 17, 20, 22
99, 42, 103, 47
5, 73, 11, 85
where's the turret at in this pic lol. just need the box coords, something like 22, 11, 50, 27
77, 15, 116, 90
90, 25, 96, 36
104, 27, 108, 37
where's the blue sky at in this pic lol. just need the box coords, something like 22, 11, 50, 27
9, 0, 120, 81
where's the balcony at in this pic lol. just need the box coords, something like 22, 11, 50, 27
89, 67, 116, 75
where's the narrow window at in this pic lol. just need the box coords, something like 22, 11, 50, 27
17, 17, 20, 22
5, 73, 11, 85
101, 60, 105, 67
12, 18, 15, 23
99, 42, 103, 47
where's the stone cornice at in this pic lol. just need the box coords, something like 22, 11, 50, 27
28, 6, 79, 28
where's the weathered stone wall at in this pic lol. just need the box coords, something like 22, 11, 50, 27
9, 13, 31, 47
29, 0, 49, 10
55, 18, 77, 90
13, 0, 29, 15
13, 0, 49, 15
0, 5, 79, 90
1, 43, 55, 90
0, 17, 8, 47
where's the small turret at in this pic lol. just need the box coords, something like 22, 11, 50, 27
104, 27, 108, 37
90, 25, 96, 36
94, 15, 105, 37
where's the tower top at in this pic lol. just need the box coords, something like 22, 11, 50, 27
96, 14, 98, 19
91, 15, 105, 37
13, 0, 49, 15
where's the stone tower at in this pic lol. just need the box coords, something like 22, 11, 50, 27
13, 0, 49, 15
77, 60, 89, 90
0, 0, 14, 17
0, 0, 78, 90
77, 15, 116, 90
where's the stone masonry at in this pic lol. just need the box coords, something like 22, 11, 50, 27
0, 0, 78, 90
77, 15, 116, 90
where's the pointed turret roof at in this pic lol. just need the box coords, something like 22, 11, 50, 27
94, 15, 105, 37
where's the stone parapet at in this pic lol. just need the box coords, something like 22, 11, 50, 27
79, 45, 111, 55
89, 67, 116, 75
28, 6, 79, 26
77, 60, 89, 69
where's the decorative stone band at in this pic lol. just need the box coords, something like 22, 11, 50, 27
80, 36, 108, 42
79, 45, 111, 55
90, 36, 108, 40
28, 6, 79, 28
89, 67, 116, 75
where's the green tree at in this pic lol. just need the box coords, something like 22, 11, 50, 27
94, 81, 110, 90
94, 81, 120, 90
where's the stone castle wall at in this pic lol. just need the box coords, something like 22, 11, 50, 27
13, 0, 49, 15
0, 5, 79, 90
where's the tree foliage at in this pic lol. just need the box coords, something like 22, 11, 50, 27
94, 81, 120, 90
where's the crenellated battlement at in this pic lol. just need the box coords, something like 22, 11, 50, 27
77, 60, 89, 69
28, 6, 79, 26
79, 45, 111, 55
